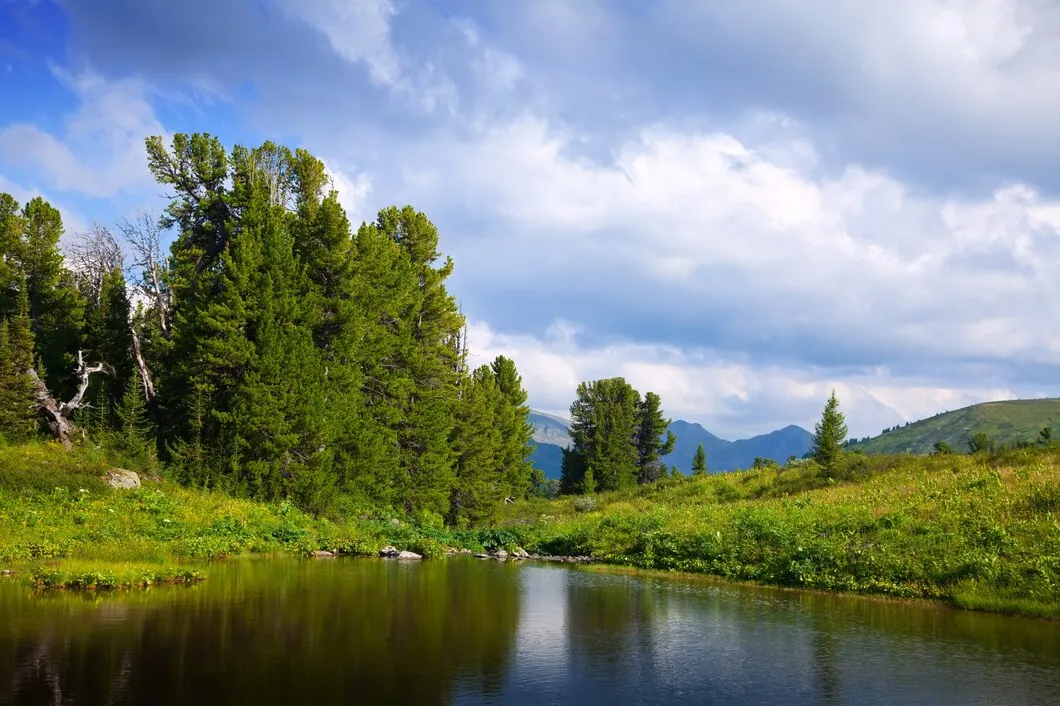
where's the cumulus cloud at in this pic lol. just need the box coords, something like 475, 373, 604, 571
465, 318, 1018, 439
8, 0, 1060, 436
0, 66, 165, 198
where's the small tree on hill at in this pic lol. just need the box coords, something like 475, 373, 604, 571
1038, 427, 1053, 446
811, 390, 847, 476
691, 443, 707, 476
932, 440, 954, 455
968, 432, 995, 454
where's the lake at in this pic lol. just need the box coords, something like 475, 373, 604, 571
1, 557, 1057, 705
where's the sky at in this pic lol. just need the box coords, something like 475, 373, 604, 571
2, 0, 1060, 440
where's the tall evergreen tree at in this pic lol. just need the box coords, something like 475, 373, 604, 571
565, 377, 641, 493
691, 443, 707, 475
634, 391, 676, 484
84, 268, 135, 419
18, 197, 86, 398
811, 390, 848, 476
449, 365, 502, 525
489, 355, 534, 499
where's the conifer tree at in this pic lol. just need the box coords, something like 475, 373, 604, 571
84, 268, 135, 419
811, 390, 847, 476
18, 198, 86, 398
0, 280, 39, 441
113, 369, 156, 467
691, 443, 707, 475
450, 365, 502, 525
566, 377, 641, 492
634, 391, 676, 484
489, 355, 534, 498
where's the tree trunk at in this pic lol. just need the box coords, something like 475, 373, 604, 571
28, 350, 106, 450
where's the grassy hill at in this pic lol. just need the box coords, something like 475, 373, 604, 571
849, 398, 1060, 455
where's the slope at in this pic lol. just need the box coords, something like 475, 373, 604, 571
849, 398, 1060, 455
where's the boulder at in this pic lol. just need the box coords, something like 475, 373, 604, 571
102, 468, 141, 489
396, 551, 422, 560
310, 550, 335, 558
491, 549, 508, 559
0, 569, 14, 577
379, 545, 400, 557
473, 553, 490, 559
513, 547, 530, 558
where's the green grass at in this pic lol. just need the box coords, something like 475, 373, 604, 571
499, 450, 1060, 619
850, 398, 1060, 454
0, 441, 501, 590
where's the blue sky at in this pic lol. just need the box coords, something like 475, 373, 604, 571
3, 0, 1060, 439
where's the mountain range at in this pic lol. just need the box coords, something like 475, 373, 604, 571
527, 411, 814, 479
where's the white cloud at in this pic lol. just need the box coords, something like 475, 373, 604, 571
0, 67, 166, 198
276, 0, 400, 86
465, 318, 1016, 439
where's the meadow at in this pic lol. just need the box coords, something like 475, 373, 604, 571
498, 449, 1060, 619
2, 441, 1059, 619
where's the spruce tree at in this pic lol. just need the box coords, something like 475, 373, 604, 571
691, 443, 707, 475
811, 390, 848, 476
634, 391, 676, 484
113, 369, 156, 468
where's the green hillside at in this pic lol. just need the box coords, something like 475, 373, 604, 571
850, 398, 1060, 455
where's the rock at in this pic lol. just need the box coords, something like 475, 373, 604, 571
0, 569, 14, 577
379, 545, 400, 557
396, 551, 422, 560
473, 553, 490, 559
491, 549, 508, 559
310, 550, 335, 558
514, 547, 530, 558
101, 468, 140, 489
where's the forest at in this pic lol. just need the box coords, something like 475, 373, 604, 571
0, 133, 545, 526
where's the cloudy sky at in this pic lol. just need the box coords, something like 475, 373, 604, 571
2, 0, 1059, 440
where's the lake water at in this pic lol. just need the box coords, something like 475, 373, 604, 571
1, 557, 1058, 705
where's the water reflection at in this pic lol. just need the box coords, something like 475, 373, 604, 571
0, 560, 1058, 705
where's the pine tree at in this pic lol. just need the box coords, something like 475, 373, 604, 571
489, 355, 534, 499
634, 391, 676, 484
811, 390, 848, 476
113, 369, 156, 468
691, 443, 707, 475
565, 377, 641, 493
17, 197, 86, 399
0, 280, 39, 441
84, 268, 135, 421
449, 365, 502, 525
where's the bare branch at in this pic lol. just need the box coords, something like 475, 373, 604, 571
65, 223, 125, 304
117, 210, 170, 338
28, 351, 107, 450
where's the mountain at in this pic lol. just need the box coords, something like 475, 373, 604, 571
848, 398, 1060, 455
526, 410, 813, 478
662, 421, 814, 473
529, 411, 572, 448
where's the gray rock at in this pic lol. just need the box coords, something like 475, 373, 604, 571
514, 547, 530, 558
491, 549, 508, 559
0, 569, 14, 577
396, 551, 422, 560
101, 468, 140, 489
379, 545, 400, 557
310, 550, 335, 558
473, 553, 490, 559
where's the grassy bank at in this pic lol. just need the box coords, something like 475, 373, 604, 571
0, 442, 508, 590
499, 450, 1060, 619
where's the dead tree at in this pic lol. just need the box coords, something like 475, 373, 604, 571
66, 223, 125, 305
130, 326, 156, 402
117, 210, 170, 339
28, 351, 106, 450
